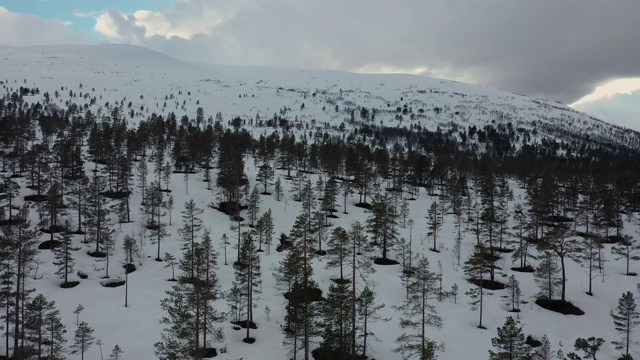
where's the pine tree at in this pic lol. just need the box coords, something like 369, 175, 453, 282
109, 345, 124, 360
511, 203, 534, 270
180, 199, 204, 279
537, 223, 580, 302
67, 175, 89, 233
44, 301, 67, 360
71, 322, 95, 360
488, 316, 530, 360
301, 179, 315, 226
122, 234, 138, 266
464, 246, 491, 328
367, 193, 398, 262
136, 156, 149, 207
260, 209, 274, 254
233, 231, 261, 342
73, 304, 84, 325
285, 279, 319, 360
5, 206, 39, 357
24, 294, 67, 360
0, 178, 19, 221
394, 255, 443, 360
247, 185, 261, 227
322, 177, 338, 214
611, 234, 640, 276
399, 198, 410, 228
155, 231, 225, 360
611, 291, 639, 358
576, 233, 600, 296
311, 210, 327, 252
274, 176, 283, 201
427, 201, 442, 252
283, 210, 318, 360
256, 162, 274, 194
325, 227, 349, 281
86, 172, 112, 256
573, 337, 604, 360
341, 179, 353, 214
357, 286, 386, 358
533, 335, 553, 360
505, 275, 521, 314
318, 282, 353, 358
534, 251, 562, 301
52, 223, 80, 286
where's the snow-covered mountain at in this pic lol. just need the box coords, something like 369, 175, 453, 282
1, 44, 639, 360
3, 44, 639, 153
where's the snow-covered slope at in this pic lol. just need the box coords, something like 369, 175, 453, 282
1, 44, 639, 360
3, 44, 639, 152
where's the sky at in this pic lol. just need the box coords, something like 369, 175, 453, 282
1, 0, 640, 130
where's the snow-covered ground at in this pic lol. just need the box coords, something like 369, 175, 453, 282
0, 44, 639, 359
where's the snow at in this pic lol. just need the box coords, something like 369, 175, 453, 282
0, 44, 639, 359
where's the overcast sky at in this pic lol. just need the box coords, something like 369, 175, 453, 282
1, 0, 639, 129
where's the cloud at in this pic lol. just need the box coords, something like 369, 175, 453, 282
0, 6, 88, 46
571, 78, 640, 106
573, 91, 640, 132
89, 0, 640, 103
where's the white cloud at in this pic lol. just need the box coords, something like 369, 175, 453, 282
0, 6, 88, 46
570, 78, 640, 106
573, 90, 640, 132
94, 1, 241, 42
87, 0, 640, 103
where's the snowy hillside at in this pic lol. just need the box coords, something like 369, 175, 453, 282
0, 44, 639, 360
3, 44, 639, 153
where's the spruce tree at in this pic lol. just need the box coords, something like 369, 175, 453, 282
611, 291, 639, 358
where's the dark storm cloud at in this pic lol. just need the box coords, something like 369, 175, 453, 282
95, 0, 640, 103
